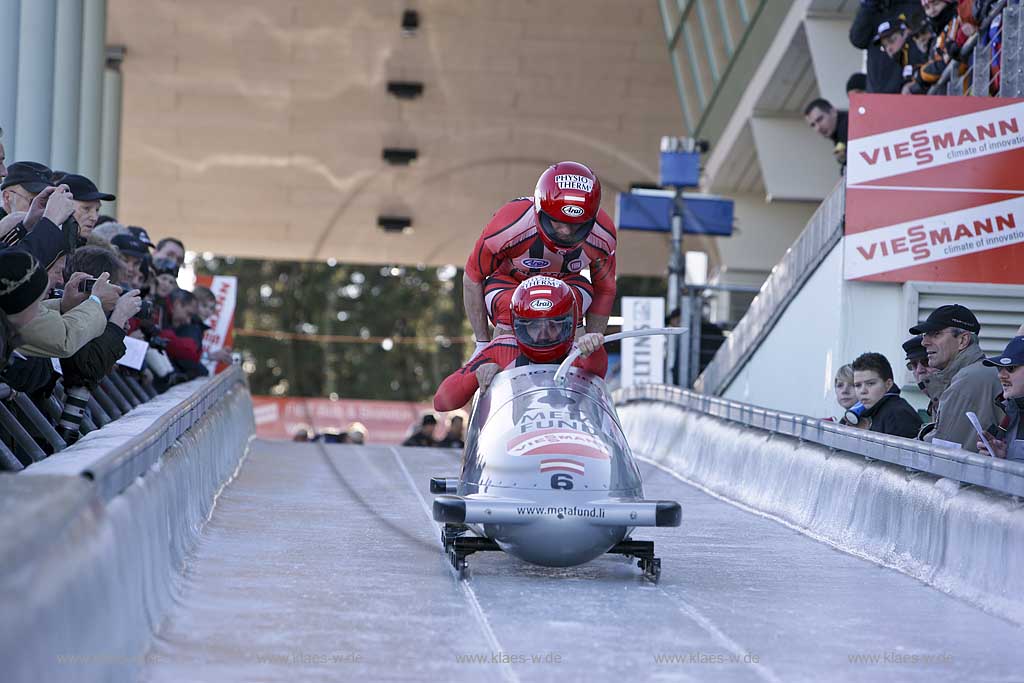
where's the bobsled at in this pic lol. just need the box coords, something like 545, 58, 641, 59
430, 360, 681, 582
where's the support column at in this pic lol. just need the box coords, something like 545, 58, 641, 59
77, 0, 107, 181
0, 1, 20, 157
14, 0, 57, 164
51, 0, 83, 172
99, 47, 124, 216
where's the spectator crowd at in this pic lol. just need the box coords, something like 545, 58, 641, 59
798, 2, 1024, 462
805, 0, 1003, 168
830, 303, 1023, 462
0, 127, 232, 467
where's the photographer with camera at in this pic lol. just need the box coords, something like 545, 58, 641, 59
1, 162, 52, 216
57, 174, 115, 244
47, 246, 142, 443
2, 184, 81, 272
12, 259, 112, 360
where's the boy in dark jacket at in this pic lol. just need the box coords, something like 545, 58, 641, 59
852, 352, 923, 438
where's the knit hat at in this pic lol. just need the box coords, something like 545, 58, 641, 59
0, 250, 49, 315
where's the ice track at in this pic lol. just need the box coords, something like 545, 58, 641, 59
140, 440, 1023, 682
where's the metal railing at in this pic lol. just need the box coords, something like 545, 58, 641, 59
616, 383, 1024, 498
0, 368, 161, 473
28, 366, 249, 501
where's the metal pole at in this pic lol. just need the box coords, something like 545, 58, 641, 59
673, 191, 691, 387
0, 438, 23, 471
668, 190, 684, 385
14, 0, 57, 164
0, 1, 20, 158
99, 51, 123, 215
50, 0, 83, 172
87, 395, 111, 426
100, 375, 133, 414
0, 399, 45, 462
688, 290, 701, 384
12, 392, 67, 452
77, 0, 107, 181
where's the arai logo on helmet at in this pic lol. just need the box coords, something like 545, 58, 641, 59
554, 174, 594, 193
561, 205, 585, 218
530, 299, 554, 311
522, 258, 551, 269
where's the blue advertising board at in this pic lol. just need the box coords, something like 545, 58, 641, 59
615, 190, 734, 236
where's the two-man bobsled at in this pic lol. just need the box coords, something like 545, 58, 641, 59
430, 360, 681, 582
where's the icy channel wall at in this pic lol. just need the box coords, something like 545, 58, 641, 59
617, 394, 1024, 626
0, 368, 254, 683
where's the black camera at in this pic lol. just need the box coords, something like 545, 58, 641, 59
152, 258, 179, 278
148, 335, 169, 351
134, 299, 153, 320
78, 277, 98, 294
61, 216, 80, 253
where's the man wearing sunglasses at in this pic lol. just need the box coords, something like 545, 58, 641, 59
979, 337, 1024, 461
903, 334, 938, 420
910, 304, 1001, 451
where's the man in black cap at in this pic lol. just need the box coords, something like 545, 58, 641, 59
979, 337, 1024, 462
910, 304, 1001, 451
60, 173, 115, 242
111, 233, 150, 289
849, 0, 920, 93
1, 162, 52, 215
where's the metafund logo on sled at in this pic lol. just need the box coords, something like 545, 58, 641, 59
844, 95, 1024, 284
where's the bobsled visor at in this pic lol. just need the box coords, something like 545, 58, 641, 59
515, 313, 574, 348
538, 211, 596, 248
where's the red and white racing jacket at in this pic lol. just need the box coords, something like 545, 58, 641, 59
464, 198, 617, 317
433, 335, 608, 412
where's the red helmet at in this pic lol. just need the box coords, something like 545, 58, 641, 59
510, 276, 580, 363
533, 161, 602, 252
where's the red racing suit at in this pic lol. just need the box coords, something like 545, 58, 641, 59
433, 335, 608, 412
465, 198, 617, 328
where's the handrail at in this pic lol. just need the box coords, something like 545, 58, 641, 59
553, 327, 687, 384
615, 383, 1024, 498
44, 366, 248, 501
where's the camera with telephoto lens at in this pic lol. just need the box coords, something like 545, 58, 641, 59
844, 401, 868, 426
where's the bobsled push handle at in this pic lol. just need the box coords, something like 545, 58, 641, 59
554, 327, 688, 385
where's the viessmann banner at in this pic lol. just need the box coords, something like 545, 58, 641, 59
844, 94, 1024, 282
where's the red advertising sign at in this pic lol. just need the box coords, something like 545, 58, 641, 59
252, 396, 460, 444
844, 94, 1024, 282
194, 275, 236, 374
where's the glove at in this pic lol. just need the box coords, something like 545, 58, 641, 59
470, 340, 489, 361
